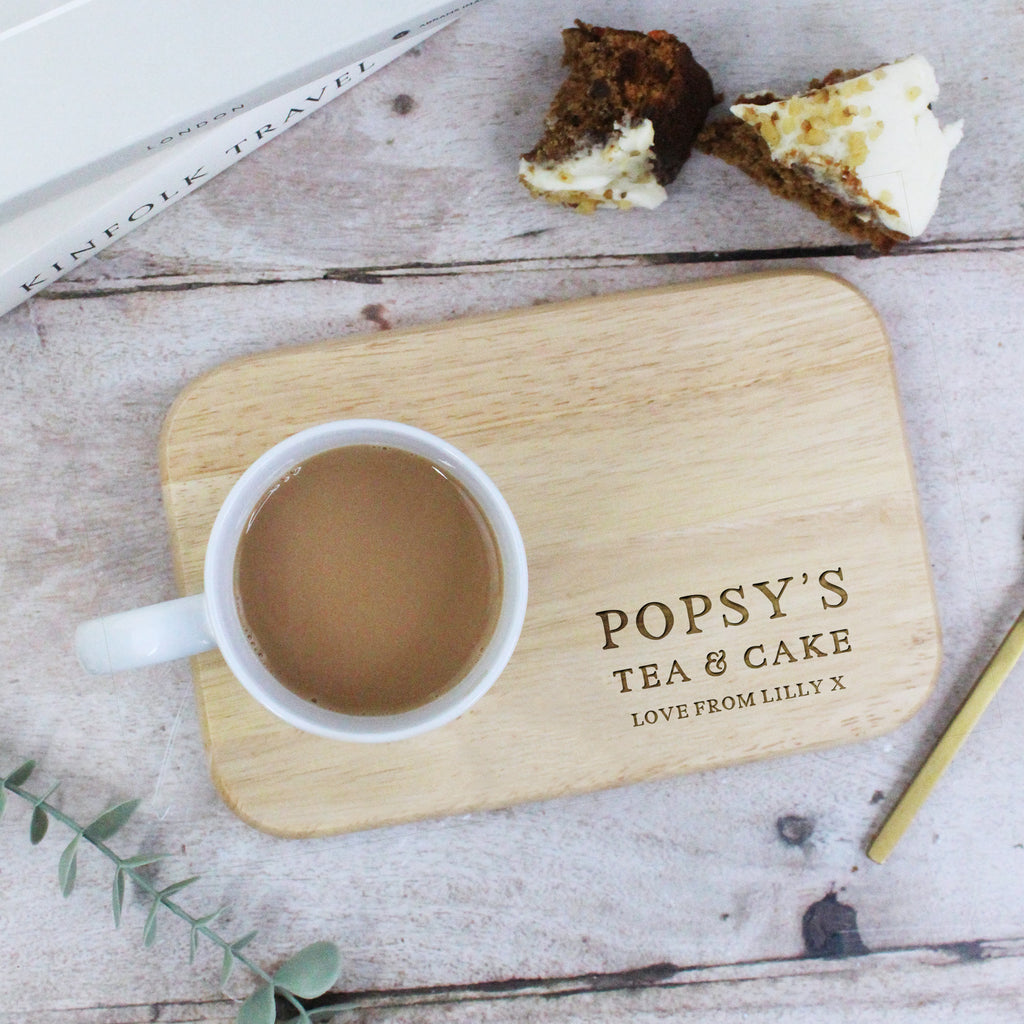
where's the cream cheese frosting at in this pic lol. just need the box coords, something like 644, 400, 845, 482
730, 55, 962, 238
517, 119, 667, 210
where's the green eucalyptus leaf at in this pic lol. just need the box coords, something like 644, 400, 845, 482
190, 908, 227, 964
197, 906, 227, 928
221, 946, 235, 988
230, 929, 258, 953
159, 875, 200, 899
84, 799, 140, 842
5, 760, 35, 788
112, 867, 126, 926
121, 852, 170, 869
143, 900, 159, 947
30, 804, 48, 845
272, 941, 341, 1000
58, 836, 80, 897
236, 983, 276, 1024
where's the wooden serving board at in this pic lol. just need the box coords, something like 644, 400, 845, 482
160, 271, 940, 838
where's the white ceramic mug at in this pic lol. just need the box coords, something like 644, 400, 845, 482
76, 420, 529, 743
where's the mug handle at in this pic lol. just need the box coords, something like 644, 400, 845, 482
75, 594, 215, 674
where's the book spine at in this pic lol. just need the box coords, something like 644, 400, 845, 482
0, 29, 438, 319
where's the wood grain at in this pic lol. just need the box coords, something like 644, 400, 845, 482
159, 271, 940, 836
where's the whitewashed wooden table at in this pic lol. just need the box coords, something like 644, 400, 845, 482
2, 1, 1023, 1020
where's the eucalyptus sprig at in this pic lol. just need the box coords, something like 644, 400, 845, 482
1, 758, 344, 1024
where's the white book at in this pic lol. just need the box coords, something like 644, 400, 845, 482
1, 0, 491, 218
0, 27, 442, 320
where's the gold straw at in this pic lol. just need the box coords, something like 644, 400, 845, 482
868, 607, 1024, 864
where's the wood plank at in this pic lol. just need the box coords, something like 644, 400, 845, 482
312, 940, 1024, 1023
9, 938, 1023, 1024
4, 942, 1024, 1023
52, 0, 1015, 292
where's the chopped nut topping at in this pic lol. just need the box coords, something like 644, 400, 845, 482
826, 98, 855, 126
847, 131, 869, 166
800, 126, 828, 145
760, 119, 782, 146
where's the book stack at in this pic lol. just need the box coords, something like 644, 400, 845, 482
0, 0, 492, 319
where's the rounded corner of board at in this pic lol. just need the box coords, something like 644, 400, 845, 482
883, 631, 946, 739
806, 269, 887, 318
205, 764, 313, 840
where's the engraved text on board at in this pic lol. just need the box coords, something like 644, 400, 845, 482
595, 567, 853, 730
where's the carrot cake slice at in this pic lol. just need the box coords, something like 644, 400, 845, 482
519, 21, 714, 212
697, 55, 963, 251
